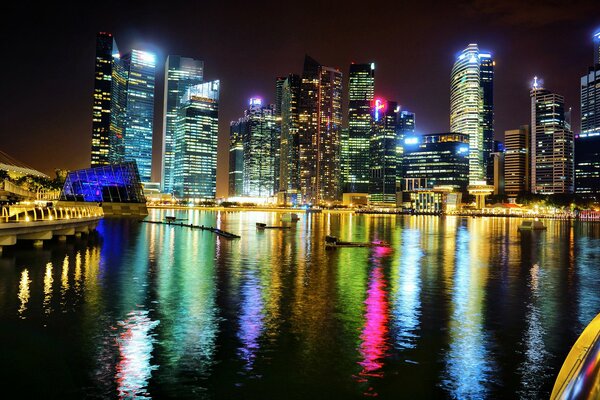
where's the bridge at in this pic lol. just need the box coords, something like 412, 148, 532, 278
0, 203, 103, 253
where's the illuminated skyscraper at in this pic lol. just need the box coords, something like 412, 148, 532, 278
108, 49, 156, 183
504, 125, 530, 195
450, 44, 494, 184
369, 99, 399, 204
577, 31, 600, 200
230, 99, 279, 198
396, 110, 415, 191
298, 55, 343, 204
346, 63, 375, 193
162, 56, 203, 194
402, 133, 470, 193
229, 120, 244, 197
173, 80, 219, 200
91, 32, 115, 167
530, 78, 574, 194
278, 74, 301, 204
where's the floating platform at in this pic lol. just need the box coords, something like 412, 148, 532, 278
256, 222, 291, 230
141, 220, 240, 239
325, 235, 391, 248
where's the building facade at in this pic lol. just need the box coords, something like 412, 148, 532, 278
108, 49, 156, 183
278, 74, 301, 203
229, 99, 279, 198
402, 133, 470, 193
369, 100, 399, 204
298, 56, 343, 205
346, 63, 375, 193
530, 79, 574, 194
173, 81, 220, 200
504, 125, 530, 195
450, 44, 494, 184
577, 31, 600, 200
91, 32, 115, 167
162, 56, 204, 194
396, 110, 415, 191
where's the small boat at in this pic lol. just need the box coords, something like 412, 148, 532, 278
518, 220, 547, 231
256, 222, 291, 230
281, 213, 300, 222
325, 235, 391, 248
165, 215, 177, 223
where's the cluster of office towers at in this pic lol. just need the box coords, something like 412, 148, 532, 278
90, 32, 220, 200
91, 31, 600, 204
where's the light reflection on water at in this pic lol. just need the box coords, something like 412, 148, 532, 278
0, 212, 598, 398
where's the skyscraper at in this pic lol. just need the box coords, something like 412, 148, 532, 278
576, 31, 600, 200
229, 120, 244, 197
346, 63, 375, 193
230, 99, 279, 198
108, 48, 156, 183
173, 81, 220, 200
369, 99, 399, 204
278, 74, 301, 204
162, 56, 204, 194
91, 32, 115, 167
504, 125, 530, 195
396, 110, 415, 191
450, 44, 494, 184
402, 133, 470, 193
298, 56, 343, 205
530, 78, 574, 194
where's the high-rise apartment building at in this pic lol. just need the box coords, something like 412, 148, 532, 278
576, 31, 600, 200
530, 78, 574, 194
278, 74, 302, 204
346, 63, 375, 193
504, 125, 530, 195
162, 56, 204, 194
229, 99, 279, 198
91, 32, 115, 167
450, 44, 494, 184
298, 56, 343, 205
369, 99, 399, 204
173, 81, 220, 200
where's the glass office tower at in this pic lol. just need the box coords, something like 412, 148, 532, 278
530, 79, 574, 194
229, 98, 279, 198
278, 74, 301, 204
173, 80, 220, 200
576, 31, 600, 200
162, 56, 204, 194
91, 32, 115, 167
369, 100, 399, 204
347, 62, 375, 193
450, 44, 494, 184
396, 110, 415, 191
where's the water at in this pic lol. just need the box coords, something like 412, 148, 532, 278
1, 210, 599, 399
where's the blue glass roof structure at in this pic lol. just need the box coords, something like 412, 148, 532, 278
60, 162, 146, 203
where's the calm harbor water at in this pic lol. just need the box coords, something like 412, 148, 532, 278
1, 210, 599, 399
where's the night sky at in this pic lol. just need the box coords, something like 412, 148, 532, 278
2, 1, 599, 197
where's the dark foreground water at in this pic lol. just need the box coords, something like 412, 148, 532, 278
1, 210, 599, 399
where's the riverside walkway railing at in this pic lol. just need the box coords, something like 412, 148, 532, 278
1, 204, 104, 223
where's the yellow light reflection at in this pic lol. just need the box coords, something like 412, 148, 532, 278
43, 262, 53, 314
18, 269, 31, 319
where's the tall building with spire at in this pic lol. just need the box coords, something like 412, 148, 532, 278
346, 62, 375, 193
530, 77, 574, 194
576, 31, 600, 200
162, 56, 203, 194
450, 44, 494, 184
298, 55, 343, 205
91, 32, 116, 167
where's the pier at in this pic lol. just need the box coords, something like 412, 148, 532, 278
141, 219, 240, 239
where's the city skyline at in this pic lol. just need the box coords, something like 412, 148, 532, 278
2, 1, 599, 197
